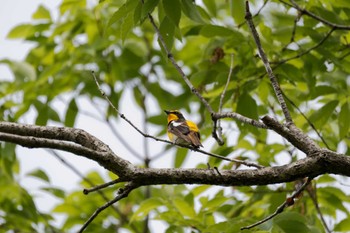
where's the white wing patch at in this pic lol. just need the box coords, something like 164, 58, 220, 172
171, 121, 183, 127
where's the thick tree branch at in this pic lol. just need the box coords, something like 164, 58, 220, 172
1, 122, 350, 186
0, 123, 133, 176
261, 116, 319, 155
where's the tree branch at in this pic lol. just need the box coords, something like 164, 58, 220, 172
261, 116, 319, 155
1, 122, 350, 186
212, 112, 268, 129
214, 53, 234, 145
78, 182, 138, 233
245, 1, 293, 125
0, 124, 133, 176
241, 177, 313, 230
289, 0, 350, 30
147, 13, 214, 114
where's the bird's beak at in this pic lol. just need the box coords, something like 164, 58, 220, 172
164, 110, 170, 115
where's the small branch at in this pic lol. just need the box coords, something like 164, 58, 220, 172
195, 147, 264, 169
91, 71, 169, 144
92, 71, 260, 168
146, 11, 271, 146
273, 28, 335, 67
219, 54, 234, 115
146, 13, 214, 114
48, 150, 141, 233
241, 177, 313, 230
78, 182, 138, 233
237, 0, 269, 28
281, 13, 300, 52
89, 99, 144, 160
212, 112, 268, 129
284, 95, 330, 149
289, 0, 350, 30
83, 179, 122, 195
214, 53, 235, 145
307, 184, 332, 233
245, 1, 293, 125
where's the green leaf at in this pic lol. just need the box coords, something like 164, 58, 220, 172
6, 24, 35, 39
0, 143, 17, 177
121, 11, 135, 42
60, 0, 86, 14
41, 187, 66, 199
316, 174, 336, 183
107, 0, 138, 27
230, 0, 245, 24
205, 220, 241, 233
309, 100, 338, 128
174, 148, 188, 168
1, 60, 36, 81
181, 0, 205, 23
236, 93, 258, 120
159, 16, 175, 51
32, 5, 51, 20
163, 0, 181, 27
202, 0, 216, 17
65, 98, 78, 127
34, 100, 49, 125
334, 218, 350, 232
48, 105, 61, 122
27, 169, 50, 183
173, 197, 196, 218
273, 212, 310, 233
338, 102, 350, 138
131, 198, 163, 221
141, 0, 160, 19
310, 85, 337, 99
200, 25, 234, 37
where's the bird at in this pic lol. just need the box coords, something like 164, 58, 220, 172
164, 110, 203, 148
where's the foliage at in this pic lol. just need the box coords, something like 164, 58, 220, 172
1, 0, 350, 232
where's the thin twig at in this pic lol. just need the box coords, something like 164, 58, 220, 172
307, 184, 332, 233
196, 147, 264, 169
289, 0, 350, 30
219, 54, 234, 115
48, 150, 141, 233
92, 71, 262, 168
78, 182, 138, 233
212, 112, 267, 129
83, 179, 122, 194
92, 71, 168, 143
146, 11, 271, 146
284, 95, 330, 149
91, 101, 144, 160
272, 28, 335, 67
245, 1, 293, 125
214, 53, 234, 145
241, 177, 313, 230
281, 14, 300, 52
237, 0, 269, 28
147, 13, 214, 114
